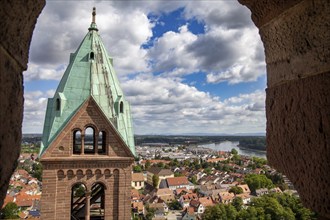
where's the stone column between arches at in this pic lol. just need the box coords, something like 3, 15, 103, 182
239, 0, 330, 218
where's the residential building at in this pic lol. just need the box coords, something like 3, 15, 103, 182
236, 194, 252, 204
182, 207, 197, 220
190, 199, 204, 214
132, 201, 144, 216
179, 193, 198, 208
147, 167, 174, 188
132, 173, 145, 190
149, 202, 169, 217
166, 177, 193, 190
156, 188, 175, 203
237, 184, 251, 194
219, 191, 235, 204
255, 188, 269, 196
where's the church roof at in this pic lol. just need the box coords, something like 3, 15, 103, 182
40, 8, 135, 156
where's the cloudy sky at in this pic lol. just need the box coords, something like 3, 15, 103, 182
23, 0, 266, 135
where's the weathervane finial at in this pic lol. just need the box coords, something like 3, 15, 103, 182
92, 7, 96, 23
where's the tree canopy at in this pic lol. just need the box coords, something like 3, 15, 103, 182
152, 174, 159, 188
229, 186, 244, 195
244, 174, 274, 193
202, 193, 316, 220
0, 202, 19, 219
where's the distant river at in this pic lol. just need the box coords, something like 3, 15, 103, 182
198, 141, 266, 159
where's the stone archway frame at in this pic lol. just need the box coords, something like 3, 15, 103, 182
0, 0, 329, 218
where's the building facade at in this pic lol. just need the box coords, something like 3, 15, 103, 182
39, 8, 135, 220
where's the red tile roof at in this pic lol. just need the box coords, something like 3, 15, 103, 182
181, 193, 198, 202
199, 197, 214, 207
166, 177, 189, 186
132, 173, 144, 182
15, 193, 41, 207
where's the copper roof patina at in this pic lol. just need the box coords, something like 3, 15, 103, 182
40, 8, 135, 156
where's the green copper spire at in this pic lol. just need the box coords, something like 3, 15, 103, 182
40, 8, 135, 156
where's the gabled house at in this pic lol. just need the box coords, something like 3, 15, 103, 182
156, 188, 175, 203
147, 167, 174, 188
237, 184, 251, 195
131, 189, 141, 202
132, 173, 145, 190
190, 199, 204, 214
166, 176, 193, 190
219, 191, 235, 204
199, 197, 215, 209
179, 193, 198, 208
255, 188, 269, 196
132, 201, 144, 216
149, 202, 169, 217
235, 193, 252, 204
182, 207, 197, 220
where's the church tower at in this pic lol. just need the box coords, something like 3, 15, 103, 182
39, 8, 135, 220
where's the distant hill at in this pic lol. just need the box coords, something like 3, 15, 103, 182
134, 135, 266, 147
238, 137, 266, 151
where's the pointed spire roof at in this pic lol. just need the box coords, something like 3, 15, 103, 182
40, 8, 135, 156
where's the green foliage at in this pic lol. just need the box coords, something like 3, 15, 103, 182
168, 200, 182, 210
73, 184, 86, 197
152, 174, 159, 188
20, 144, 40, 154
0, 202, 19, 219
157, 162, 164, 168
134, 156, 140, 161
31, 162, 43, 181
231, 148, 238, 155
190, 176, 197, 185
251, 196, 295, 219
202, 162, 210, 169
232, 197, 243, 211
239, 137, 266, 151
252, 157, 267, 168
145, 160, 151, 170
203, 204, 238, 220
169, 158, 179, 167
229, 186, 243, 195
145, 206, 155, 220
244, 174, 274, 192
202, 194, 316, 220
133, 165, 142, 173
204, 167, 212, 175
174, 172, 184, 177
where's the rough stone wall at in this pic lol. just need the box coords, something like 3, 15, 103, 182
0, 0, 45, 208
1, 0, 329, 218
239, 0, 330, 218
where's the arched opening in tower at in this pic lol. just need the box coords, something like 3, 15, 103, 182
84, 126, 95, 154
73, 130, 82, 154
71, 183, 87, 220
97, 131, 106, 154
90, 182, 105, 219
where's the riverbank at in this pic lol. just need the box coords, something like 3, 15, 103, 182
198, 141, 266, 159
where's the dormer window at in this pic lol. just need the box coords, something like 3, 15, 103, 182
56, 98, 61, 111
90, 52, 95, 60
120, 101, 124, 113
